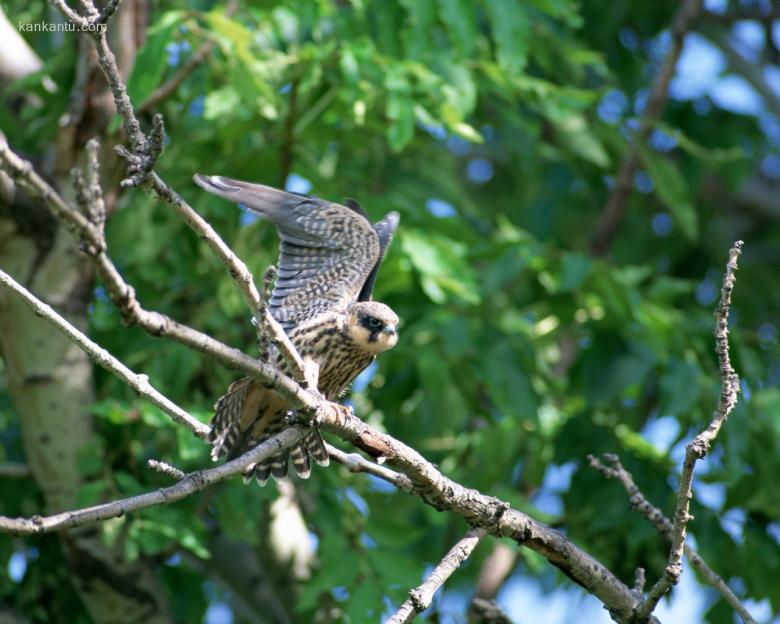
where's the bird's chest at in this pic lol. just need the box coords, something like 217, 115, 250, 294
291, 327, 374, 399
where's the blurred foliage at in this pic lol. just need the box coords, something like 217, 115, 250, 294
1, 0, 779, 623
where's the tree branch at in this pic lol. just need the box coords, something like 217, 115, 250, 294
634, 240, 744, 622
0, 242, 648, 622
588, 454, 757, 624
325, 443, 414, 492
386, 528, 487, 624
0, 463, 31, 478
0, 428, 305, 536
0, 268, 209, 438
590, 0, 703, 256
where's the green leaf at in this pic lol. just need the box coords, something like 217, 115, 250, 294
553, 114, 610, 167
126, 11, 183, 105
485, 0, 530, 75
386, 95, 415, 151
638, 145, 698, 241
203, 86, 241, 120
400, 229, 480, 304
559, 252, 592, 292
438, 0, 476, 57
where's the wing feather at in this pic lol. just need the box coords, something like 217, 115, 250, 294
194, 174, 386, 330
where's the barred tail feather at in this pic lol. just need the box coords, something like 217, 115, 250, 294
305, 430, 330, 467
209, 378, 251, 461
290, 444, 311, 479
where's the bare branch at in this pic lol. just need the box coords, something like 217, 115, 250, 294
0, 268, 210, 438
0, 138, 102, 245
588, 454, 756, 624
590, 0, 703, 256
0, 463, 31, 478
48, 0, 90, 29
325, 443, 414, 492
147, 459, 186, 481
0, 428, 305, 536
386, 528, 487, 624
94, 0, 123, 26
318, 408, 651, 624
637, 241, 743, 620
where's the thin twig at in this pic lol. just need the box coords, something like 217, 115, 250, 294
138, 43, 215, 114
325, 443, 414, 492
385, 528, 487, 624
0, 428, 305, 536
147, 459, 186, 481
0, 463, 31, 479
636, 240, 744, 621
0, 268, 210, 438
588, 454, 756, 624
590, 0, 703, 256
137, 0, 238, 113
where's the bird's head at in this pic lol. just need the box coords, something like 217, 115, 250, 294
347, 302, 399, 354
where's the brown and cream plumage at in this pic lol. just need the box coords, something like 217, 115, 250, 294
193, 174, 399, 484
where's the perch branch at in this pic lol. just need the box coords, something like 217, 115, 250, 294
386, 528, 487, 624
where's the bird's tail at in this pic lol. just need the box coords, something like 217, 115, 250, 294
244, 430, 330, 486
210, 378, 331, 485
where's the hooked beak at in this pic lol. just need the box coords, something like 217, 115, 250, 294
383, 325, 397, 337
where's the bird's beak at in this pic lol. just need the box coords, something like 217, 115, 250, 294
383, 325, 397, 337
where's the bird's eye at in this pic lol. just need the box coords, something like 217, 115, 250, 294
368, 317, 382, 328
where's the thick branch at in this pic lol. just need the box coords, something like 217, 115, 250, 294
590, 0, 703, 256
386, 528, 487, 624
635, 241, 743, 621
317, 408, 650, 624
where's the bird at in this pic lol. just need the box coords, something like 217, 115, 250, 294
193, 174, 400, 484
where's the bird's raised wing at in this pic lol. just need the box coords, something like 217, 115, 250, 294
194, 175, 397, 331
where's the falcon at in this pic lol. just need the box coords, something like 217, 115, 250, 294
193, 174, 400, 484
